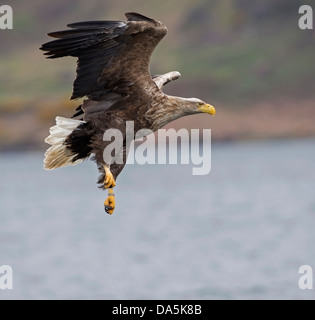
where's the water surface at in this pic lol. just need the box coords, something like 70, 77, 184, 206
0, 139, 314, 299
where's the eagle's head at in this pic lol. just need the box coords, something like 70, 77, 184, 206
183, 97, 216, 116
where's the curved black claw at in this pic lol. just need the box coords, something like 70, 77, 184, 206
104, 205, 114, 214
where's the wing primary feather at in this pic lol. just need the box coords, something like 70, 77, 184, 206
67, 21, 125, 29
47, 29, 102, 39
125, 12, 156, 23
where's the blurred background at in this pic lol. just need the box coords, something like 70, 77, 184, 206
1, 0, 315, 148
0, 0, 315, 300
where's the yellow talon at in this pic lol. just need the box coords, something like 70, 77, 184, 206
104, 166, 116, 189
104, 188, 115, 215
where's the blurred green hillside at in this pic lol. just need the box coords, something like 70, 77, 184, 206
1, 0, 315, 102
0, 0, 315, 149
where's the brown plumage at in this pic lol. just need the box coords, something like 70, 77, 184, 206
40, 12, 215, 214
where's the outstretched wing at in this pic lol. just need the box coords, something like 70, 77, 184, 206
40, 12, 167, 102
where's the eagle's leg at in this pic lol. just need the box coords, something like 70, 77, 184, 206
104, 165, 116, 189
103, 165, 116, 215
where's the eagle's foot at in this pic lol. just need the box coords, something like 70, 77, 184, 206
104, 165, 116, 189
104, 188, 115, 215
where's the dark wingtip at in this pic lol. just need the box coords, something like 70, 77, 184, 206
47, 31, 58, 38
125, 12, 155, 23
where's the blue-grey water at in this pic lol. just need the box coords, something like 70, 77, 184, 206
0, 139, 314, 300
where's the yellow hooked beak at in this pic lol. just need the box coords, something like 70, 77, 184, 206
198, 103, 216, 116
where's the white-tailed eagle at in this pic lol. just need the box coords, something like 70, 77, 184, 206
40, 12, 215, 214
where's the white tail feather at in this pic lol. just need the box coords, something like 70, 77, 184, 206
44, 116, 86, 170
